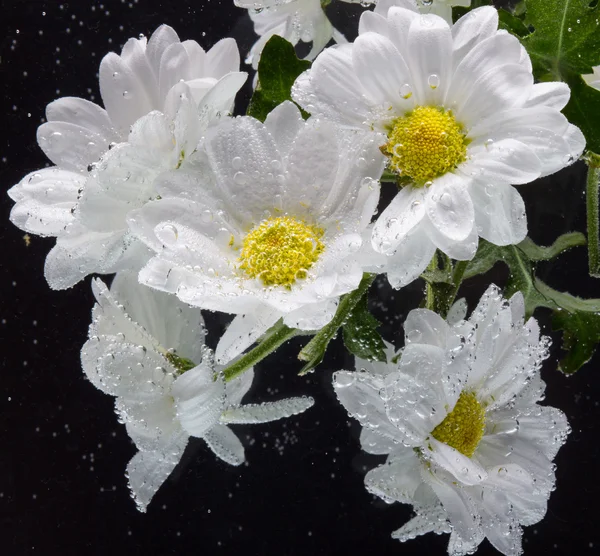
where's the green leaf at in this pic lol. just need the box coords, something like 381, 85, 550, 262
498, 8, 531, 37
246, 35, 311, 122
523, 0, 600, 78
552, 310, 600, 374
517, 232, 586, 260
521, 0, 600, 152
342, 295, 387, 362
465, 236, 600, 374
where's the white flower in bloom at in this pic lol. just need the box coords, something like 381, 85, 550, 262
81, 272, 314, 512
333, 285, 569, 556
292, 5, 585, 288
127, 101, 386, 364
583, 65, 600, 90
243, 0, 354, 69
8, 24, 244, 289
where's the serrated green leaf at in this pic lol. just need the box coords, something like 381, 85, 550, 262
517, 232, 586, 260
523, 0, 600, 79
342, 295, 387, 362
552, 310, 600, 374
246, 36, 311, 122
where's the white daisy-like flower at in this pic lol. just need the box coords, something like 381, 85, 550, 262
127, 100, 386, 364
292, 5, 585, 288
81, 272, 314, 512
583, 65, 600, 90
243, 0, 352, 69
333, 285, 569, 556
8, 24, 244, 290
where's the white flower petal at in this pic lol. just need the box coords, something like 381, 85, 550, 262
424, 466, 485, 549
360, 428, 399, 455
37, 121, 111, 172
469, 182, 527, 246
126, 431, 188, 513
8, 168, 83, 236
405, 14, 452, 105
382, 225, 437, 289
454, 64, 533, 128
451, 6, 499, 68
404, 308, 450, 349
365, 448, 423, 504
99, 52, 155, 132
372, 186, 426, 254
425, 176, 474, 242
291, 45, 371, 127
172, 362, 225, 437
524, 82, 571, 110
426, 438, 488, 485
221, 397, 314, 424
45, 96, 116, 141
203, 423, 245, 466
447, 298, 467, 326
264, 101, 304, 160
353, 33, 411, 107
215, 308, 282, 365
205, 37, 240, 78
424, 215, 478, 260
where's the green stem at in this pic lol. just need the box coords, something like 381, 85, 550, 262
222, 321, 299, 382
585, 152, 600, 278
448, 260, 469, 308
425, 255, 437, 311
297, 273, 377, 375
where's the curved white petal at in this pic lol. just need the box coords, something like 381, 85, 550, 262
203, 423, 245, 466
221, 397, 314, 424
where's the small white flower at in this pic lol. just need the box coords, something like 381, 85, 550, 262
333, 285, 569, 556
583, 65, 600, 90
81, 272, 314, 512
292, 6, 585, 288
8, 25, 244, 290
243, 0, 352, 69
128, 100, 386, 364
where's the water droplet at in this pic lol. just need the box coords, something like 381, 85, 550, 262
399, 84, 412, 99
428, 74, 440, 89
158, 224, 178, 245
231, 156, 243, 170
233, 171, 247, 185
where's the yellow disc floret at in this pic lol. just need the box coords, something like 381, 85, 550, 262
238, 216, 324, 289
431, 391, 486, 458
384, 106, 468, 186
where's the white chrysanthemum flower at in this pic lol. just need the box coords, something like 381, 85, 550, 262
127, 101, 386, 364
333, 285, 569, 556
243, 0, 353, 69
583, 65, 600, 90
292, 5, 585, 288
81, 272, 314, 512
8, 24, 244, 290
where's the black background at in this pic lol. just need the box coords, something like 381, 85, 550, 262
1, 1, 599, 555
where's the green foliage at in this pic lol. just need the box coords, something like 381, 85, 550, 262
521, 0, 600, 152
342, 295, 387, 362
246, 36, 311, 122
497, 8, 530, 37
465, 234, 600, 374
553, 310, 600, 374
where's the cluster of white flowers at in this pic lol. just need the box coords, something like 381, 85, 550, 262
7, 0, 587, 553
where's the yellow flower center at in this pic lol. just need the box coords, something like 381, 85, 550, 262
238, 216, 324, 289
431, 391, 486, 458
384, 106, 469, 186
